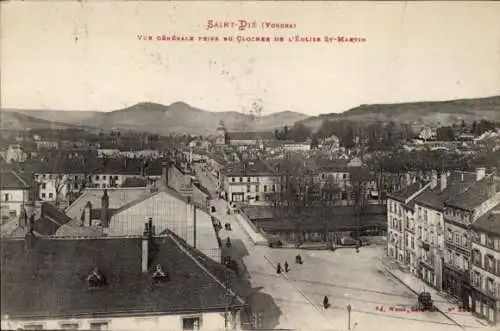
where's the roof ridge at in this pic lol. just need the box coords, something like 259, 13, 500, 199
166, 231, 245, 306
11, 171, 28, 187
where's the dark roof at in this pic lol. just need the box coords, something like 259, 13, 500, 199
22, 158, 167, 176
471, 203, 500, 236
445, 175, 497, 211
415, 171, 478, 211
122, 177, 148, 188
258, 211, 386, 232
1, 231, 244, 320
307, 159, 349, 173
227, 131, 275, 141
33, 203, 73, 236
388, 182, 428, 203
256, 205, 386, 231
0, 171, 32, 189
225, 160, 275, 176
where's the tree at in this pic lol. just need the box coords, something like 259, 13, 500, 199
436, 126, 455, 141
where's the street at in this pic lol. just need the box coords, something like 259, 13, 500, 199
195, 164, 482, 331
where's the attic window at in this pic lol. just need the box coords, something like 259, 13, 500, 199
87, 268, 107, 288
152, 264, 169, 283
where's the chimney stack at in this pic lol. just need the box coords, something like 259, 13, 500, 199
25, 215, 36, 251
19, 207, 28, 229
101, 190, 109, 228
440, 172, 447, 192
430, 170, 438, 189
141, 221, 151, 273
476, 167, 486, 181
161, 161, 169, 188
84, 202, 92, 227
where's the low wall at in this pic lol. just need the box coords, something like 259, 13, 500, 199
235, 213, 267, 246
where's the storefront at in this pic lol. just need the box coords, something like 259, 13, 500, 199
443, 266, 472, 309
471, 288, 499, 324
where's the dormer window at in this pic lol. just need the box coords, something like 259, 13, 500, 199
152, 264, 169, 283
87, 268, 107, 288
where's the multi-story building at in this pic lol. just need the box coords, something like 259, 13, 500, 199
443, 168, 500, 309
0, 171, 35, 219
0, 226, 244, 330
223, 160, 280, 205
412, 170, 480, 291
470, 203, 500, 324
387, 182, 431, 274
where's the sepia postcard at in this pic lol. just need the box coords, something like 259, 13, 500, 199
1, 1, 500, 331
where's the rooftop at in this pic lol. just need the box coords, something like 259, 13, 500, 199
388, 182, 428, 203
414, 171, 479, 211
0, 171, 33, 190
1, 230, 243, 320
225, 160, 276, 177
65, 187, 150, 220
33, 203, 73, 236
471, 202, 500, 236
445, 175, 498, 211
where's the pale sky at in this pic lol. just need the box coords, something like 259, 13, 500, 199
1, 1, 500, 115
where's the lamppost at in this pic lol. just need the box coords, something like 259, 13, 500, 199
347, 304, 352, 330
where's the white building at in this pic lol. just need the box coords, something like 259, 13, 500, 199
223, 160, 279, 205
4, 144, 28, 164
0, 171, 35, 219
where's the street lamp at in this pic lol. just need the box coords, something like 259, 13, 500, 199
347, 304, 352, 330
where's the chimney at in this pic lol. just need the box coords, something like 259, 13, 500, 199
430, 170, 438, 189
84, 202, 92, 227
440, 172, 447, 192
161, 161, 169, 188
476, 167, 486, 181
101, 190, 109, 227
405, 173, 412, 187
25, 216, 36, 251
19, 207, 28, 229
141, 221, 151, 273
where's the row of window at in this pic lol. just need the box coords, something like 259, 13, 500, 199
471, 271, 499, 297
21, 316, 202, 330
472, 250, 500, 276
36, 174, 121, 181
230, 176, 261, 183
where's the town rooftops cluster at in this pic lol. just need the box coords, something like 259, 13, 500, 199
0, 227, 243, 320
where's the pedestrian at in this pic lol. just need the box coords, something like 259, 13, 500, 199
323, 296, 330, 309
284, 261, 289, 272
296, 254, 303, 264
277, 263, 282, 274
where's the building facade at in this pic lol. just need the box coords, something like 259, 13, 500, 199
0, 172, 35, 219
223, 161, 280, 205
470, 204, 500, 324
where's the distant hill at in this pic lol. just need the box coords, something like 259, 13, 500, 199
4, 102, 310, 135
0, 110, 95, 131
298, 96, 500, 130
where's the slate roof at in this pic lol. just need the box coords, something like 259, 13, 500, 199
225, 160, 275, 176
445, 175, 498, 211
65, 188, 149, 220
0, 171, 32, 189
1, 230, 244, 320
471, 202, 500, 236
414, 171, 479, 211
388, 182, 429, 203
32, 203, 73, 236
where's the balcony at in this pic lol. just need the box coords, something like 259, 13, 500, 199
445, 239, 471, 256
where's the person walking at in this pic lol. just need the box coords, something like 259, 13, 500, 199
277, 263, 282, 274
323, 296, 330, 309
284, 261, 289, 272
